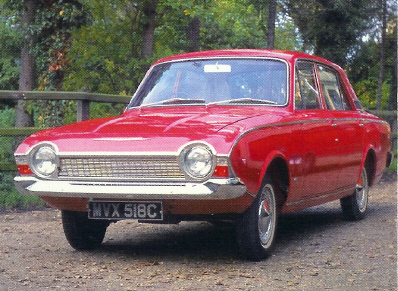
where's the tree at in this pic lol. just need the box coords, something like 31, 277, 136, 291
266, 0, 277, 49
16, 0, 36, 128
283, 0, 370, 65
141, 0, 158, 58
0, 6, 21, 112
2, 0, 89, 127
186, 15, 200, 52
345, 0, 397, 110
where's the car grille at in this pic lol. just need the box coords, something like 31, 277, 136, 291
58, 157, 185, 180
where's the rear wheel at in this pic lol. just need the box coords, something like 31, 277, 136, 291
237, 178, 279, 261
62, 210, 109, 250
340, 168, 369, 221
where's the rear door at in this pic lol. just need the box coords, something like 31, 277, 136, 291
317, 64, 364, 188
295, 61, 342, 198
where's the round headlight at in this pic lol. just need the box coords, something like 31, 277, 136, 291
30, 146, 58, 178
182, 145, 214, 179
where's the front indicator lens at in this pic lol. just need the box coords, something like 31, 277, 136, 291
30, 146, 59, 178
17, 164, 33, 175
213, 165, 229, 178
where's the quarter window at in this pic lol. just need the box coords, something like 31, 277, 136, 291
317, 65, 351, 110
295, 62, 321, 110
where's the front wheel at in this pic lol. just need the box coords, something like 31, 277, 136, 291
236, 179, 279, 261
62, 210, 109, 250
340, 168, 369, 221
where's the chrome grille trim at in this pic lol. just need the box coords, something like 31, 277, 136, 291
58, 156, 185, 180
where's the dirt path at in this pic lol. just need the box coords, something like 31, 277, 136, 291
1, 178, 396, 290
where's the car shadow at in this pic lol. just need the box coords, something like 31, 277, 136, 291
95, 204, 369, 261
100, 221, 239, 261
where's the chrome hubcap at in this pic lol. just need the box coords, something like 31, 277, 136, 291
258, 185, 275, 248
356, 170, 368, 212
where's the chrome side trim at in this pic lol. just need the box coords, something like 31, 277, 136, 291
228, 117, 389, 156
284, 186, 354, 207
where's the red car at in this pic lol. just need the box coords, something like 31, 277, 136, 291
14, 50, 392, 261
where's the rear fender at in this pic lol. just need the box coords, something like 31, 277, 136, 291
360, 145, 376, 186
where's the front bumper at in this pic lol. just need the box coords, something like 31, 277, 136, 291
14, 176, 247, 200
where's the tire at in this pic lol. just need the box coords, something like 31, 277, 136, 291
237, 178, 279, 261
61, 210, 109, 250
340, 167, 369, 221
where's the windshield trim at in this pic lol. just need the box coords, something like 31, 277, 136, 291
127, 57, 290, 110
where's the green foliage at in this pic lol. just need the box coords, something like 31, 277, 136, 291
387, 156, 397, 172
0, 173, 45, 209
28, 99, 75, 127
353, 78, 390, 110
0, 107, 16, 162
63, 0, 155, 94
90, 102, 126, 120
283, 0, 375, 65
0, 19, 20, 91
64, 0, 300, 96
0, 108, 39, 209
347, 10, 397, 110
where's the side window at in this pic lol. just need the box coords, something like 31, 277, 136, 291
295, 62, 321, 110
317, 65, 351, 110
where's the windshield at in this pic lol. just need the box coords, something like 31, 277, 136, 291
128, 58, 288, 108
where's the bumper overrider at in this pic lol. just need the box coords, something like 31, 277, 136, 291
14, 176, 247, 200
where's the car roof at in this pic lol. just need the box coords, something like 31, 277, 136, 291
153, 49, 334, 66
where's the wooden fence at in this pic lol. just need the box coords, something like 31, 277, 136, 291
0, 90, 396, 172
0, 90, 131, 171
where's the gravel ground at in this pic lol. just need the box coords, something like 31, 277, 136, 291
0, 176, 396, 290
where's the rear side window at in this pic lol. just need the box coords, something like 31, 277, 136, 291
295, 61, 321, 110
317, 65, 351, 110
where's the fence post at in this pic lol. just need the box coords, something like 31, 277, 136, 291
77, 99, 90, 122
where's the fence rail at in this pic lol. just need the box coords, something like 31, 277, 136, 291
0, 90, 396, 172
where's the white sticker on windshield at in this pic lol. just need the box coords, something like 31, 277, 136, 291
204, 64, 231, 73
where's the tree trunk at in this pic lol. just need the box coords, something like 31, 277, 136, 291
141, 0, 158, 58
376, 0, 387, 110
266, 0, 277, 49
387, 52, 397, 110
15, 0, 36, 127
187, 16, 200, 52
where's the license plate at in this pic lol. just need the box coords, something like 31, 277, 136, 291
88, 201, 163, 221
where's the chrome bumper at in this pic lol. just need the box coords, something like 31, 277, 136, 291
14, 176, 247, 200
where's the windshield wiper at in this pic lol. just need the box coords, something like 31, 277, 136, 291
209, 98, 278, 105
141, 98, 206, 108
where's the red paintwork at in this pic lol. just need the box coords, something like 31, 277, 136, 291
15, 50, 392, 215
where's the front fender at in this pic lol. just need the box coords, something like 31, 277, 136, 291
230, 138, 289, 196
257, 150, 288, 194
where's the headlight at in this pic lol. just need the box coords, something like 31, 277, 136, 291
30, 145, 59, 178
179, 143, 215, 180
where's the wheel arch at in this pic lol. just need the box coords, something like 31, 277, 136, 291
260, 156, 290, 210
363, 149, 376, 187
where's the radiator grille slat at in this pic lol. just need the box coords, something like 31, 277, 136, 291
58, 157, 185, 180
